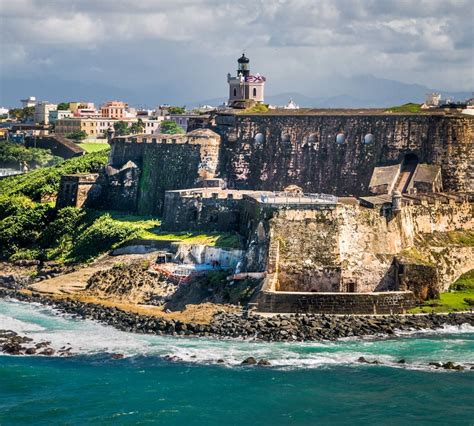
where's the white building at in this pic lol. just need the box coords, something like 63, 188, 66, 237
49, 109, 73, 124
34, 102, 57, 124
284, 99, 300, 109
21, 96, 36, 108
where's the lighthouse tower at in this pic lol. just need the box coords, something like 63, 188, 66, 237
227, 54, 266, 108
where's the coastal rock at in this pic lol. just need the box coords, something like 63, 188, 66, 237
242, 357, 257, 365
111, 353, 124, 359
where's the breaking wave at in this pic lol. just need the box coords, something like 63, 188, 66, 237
1, 299, 473, 372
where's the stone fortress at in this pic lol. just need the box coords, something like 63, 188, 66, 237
57, 54, 474, 314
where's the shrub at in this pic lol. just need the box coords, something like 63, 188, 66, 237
160, 120, 185, 134
9, 248, 42, 261
0, 201, 53, 259
449, 270, 474, 291
69, 214, 139, 262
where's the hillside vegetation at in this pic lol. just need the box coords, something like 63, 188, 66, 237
409, 270, 474, 313
0, 149, 240, 264
0, 149, 109, 200
0, 150, 137, 263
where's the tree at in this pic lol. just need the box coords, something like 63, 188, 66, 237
9, 107, 35, 123
66, 130, 88, 141
160, 120, 185, 134
168, 106, 186, 115
113, 121, 129, 136
57, 102, 70, 111
129, 119, 145, 134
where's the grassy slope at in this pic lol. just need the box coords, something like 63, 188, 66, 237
0, 149, 109, 200
385, 103, 422, 113
409, 270, 474, 313
78, 142, 110, 153
108, 212, 242, 249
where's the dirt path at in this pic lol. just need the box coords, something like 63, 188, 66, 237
28, 253, 156, 296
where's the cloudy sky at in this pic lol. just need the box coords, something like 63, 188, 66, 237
0, 0, 472, 106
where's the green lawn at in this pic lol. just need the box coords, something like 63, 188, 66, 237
108, 212, 242, 249
409, 270, 474, 313
78, 143, 110, 153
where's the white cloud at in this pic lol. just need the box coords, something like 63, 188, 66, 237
0, 0, 472, 92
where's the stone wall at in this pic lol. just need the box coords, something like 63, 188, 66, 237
137, 144, 202, 215
56, 173, 100, 209
26, 135, 85, 159
212, 113, 474, 195
256, 286, 417, 314
106, 130, 221, 215
162, 191, 242, 232
262, 200, 473, 293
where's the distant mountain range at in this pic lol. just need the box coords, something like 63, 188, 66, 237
194, 75, 471, 109
1, 73, 471, 109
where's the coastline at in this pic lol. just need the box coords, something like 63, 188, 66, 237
1, 288, 473, 343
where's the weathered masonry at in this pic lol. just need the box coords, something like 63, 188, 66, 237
207, 111, 473, 196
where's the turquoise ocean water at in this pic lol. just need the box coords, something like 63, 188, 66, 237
1, 299, 473, 425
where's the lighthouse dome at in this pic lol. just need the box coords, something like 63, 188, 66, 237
238, 53, 249, 64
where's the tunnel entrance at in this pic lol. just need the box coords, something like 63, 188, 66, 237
395, 153, 419, 193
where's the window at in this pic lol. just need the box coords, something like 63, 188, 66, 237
253, 87, 257, 97
233, 88, 237, 97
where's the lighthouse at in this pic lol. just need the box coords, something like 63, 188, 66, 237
227, 54, 266, 108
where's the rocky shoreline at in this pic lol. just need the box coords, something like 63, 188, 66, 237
2, 288, 474, 343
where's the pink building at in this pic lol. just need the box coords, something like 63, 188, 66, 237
101, 101, 128, 119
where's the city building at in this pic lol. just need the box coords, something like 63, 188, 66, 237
49, 109, 73, 124
56, 118, 114, 138
168, 114, 199, 132
69, 102, 98, 117
55, 117, 163, 139
100, 101, 128, 119
227, 54, 266, 108
20, 96, 36, 108
34, 102, 57, 125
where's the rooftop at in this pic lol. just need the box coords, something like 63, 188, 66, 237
223, 108, 470, 117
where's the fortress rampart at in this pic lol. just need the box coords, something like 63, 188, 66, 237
211, 112, 473, 195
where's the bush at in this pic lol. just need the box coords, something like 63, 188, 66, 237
9, 248, 42, 261
160, 120, 185, 134
449, 270, 474, 291
66, 130, 88, 141
69, 214, 139, 262
0, 200, 53, 258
